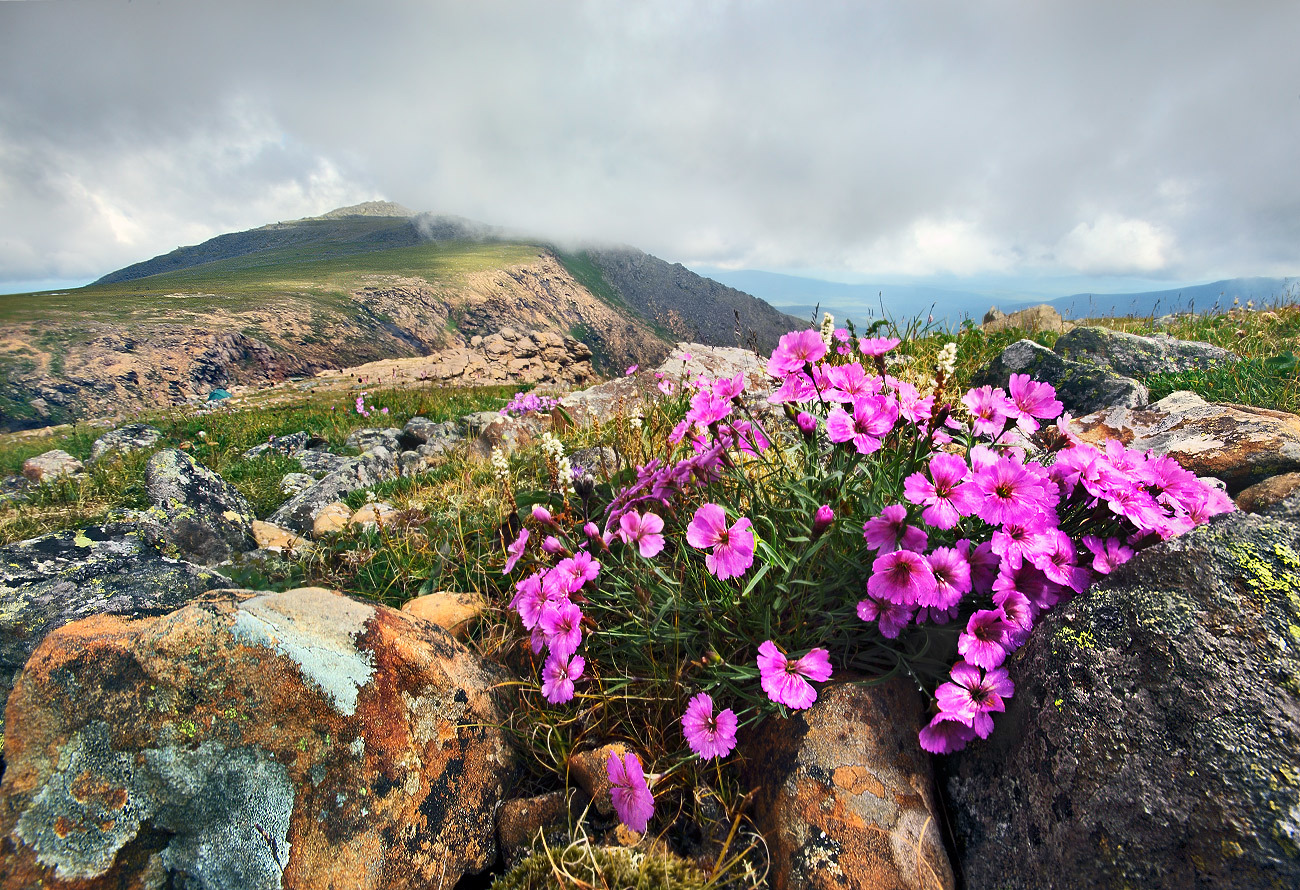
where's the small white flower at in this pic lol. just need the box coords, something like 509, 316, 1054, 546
820, 311, 835, 347
936, 342, 958, 378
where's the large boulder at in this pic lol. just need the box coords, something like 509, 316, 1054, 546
0, 523, 234, 732
981, 304, 1072, 335
744, 680, 955, 890
1070, 390, 1300, 494
0, 586, 518, 889
143, 449, 256, 564
1052, 326, 1238, 378
946, 511, 1300, 889
89, 423, 162, 462
269, 447, 398, 534
970, 339, 1148, 416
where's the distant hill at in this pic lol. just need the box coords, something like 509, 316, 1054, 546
1045, 277, 1300, 319
0, 205, 798, 431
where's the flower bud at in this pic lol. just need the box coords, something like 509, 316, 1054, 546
796, 412, 817, 437
542, 535, 564, 554
531, 505, 553, 524
812, 504, 834, 539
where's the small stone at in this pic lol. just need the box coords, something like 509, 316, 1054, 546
251, 520, 311, 554
497, 790, 589, 863
348, 501, 396, 530
1235, 472, 1300, 514
21, 449, 84, 483
89, 423, 162, 462
566, 743, 630, 816
401, 591, 489, 639
311, 502, 353, 537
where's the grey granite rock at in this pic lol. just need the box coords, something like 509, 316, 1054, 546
1053, 326, 1239, 378
144, 449, 256, 564
971, 339, 1149, 416
89, 423, 162, 462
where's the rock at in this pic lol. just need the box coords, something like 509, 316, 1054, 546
89, 423, 162, 462
1053, 326, 1238, 378
0, 586, 518, 889
1235, 472, 1300, 514
0, 523, 234, 732
398, 416, 463, 451
346, 427, 403, 453
349, 501, 397, 530
496, 790, 590, 864
1069, 391, 1300, 494
21, 449, 84, 483
402, 591, 489, 639
981, 304, 1072, 334
466, 413, 547, 460
971, 339, 1149, 416
568, 446, 620, 482
242, 430, 327, 460
1263, 487, 1300, 525
311, 501, 353, 537
279, 472, 315, 496
743, 680, 955, 890
250, 519, 312, 554
946, 511, 1300, 889
292, 448, 347, 476
144, 449, 256, 564
269, 447, 398, 534
0, 475, 32, 507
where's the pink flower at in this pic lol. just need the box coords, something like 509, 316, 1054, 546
757, 641, 833, 709
1006, 374, 1063, 432
541, 652, 585, 704
540, 600, 584, 658
542, 535, 564, 554
935, 661, 1014, 738
686, 504, 755, 580
856, 593, 916, 638
658, 378, 676, 396
681, 693, 738, 760
713, 372, 746, 400
863, 504, 928, 553
509, 571, 546, 629
617, 510, 666, 558
812, 504, 835, 539
958, 609, 1013, 670
858, 336, 901, 356
824, 363, 875, 403
867, 549, 937, 605
767, 330, 828, 378
962, 386, 1015, 438
531, 505, 553, 524
503, 527, 529, 574
626, 364, 639, 375
971, 455, 1056, 527
825, 394, 898, 455
796, 411, 818, 435
554, 551, 600, 590
903, 453, 978, 530
1081, 535, 1134, 574
919, 712, 979, 754
1029, 529, 1090, 593
607, 750, 655, 833
923, 546, 972, 609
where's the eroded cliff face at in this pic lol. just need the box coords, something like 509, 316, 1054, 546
0, 253, 671, 431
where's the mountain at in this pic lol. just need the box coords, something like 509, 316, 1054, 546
1044, 277, 1300, 319
0, 206, 800, 432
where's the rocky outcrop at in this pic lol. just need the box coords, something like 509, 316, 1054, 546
0, 523, 234, 732
89, 423, 162, 462
141, 449, 257, 564
946, 510, 1300, 889
0, 586, 518, 889
269, 447, 399, 534
970, 339, 1149, 417
1070, 391, 1300, 494
981, 304, 1073, 334
744, 680, 955, 890
1053, 326, 1238, 378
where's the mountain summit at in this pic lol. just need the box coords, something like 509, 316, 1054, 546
0, 205, 800, 431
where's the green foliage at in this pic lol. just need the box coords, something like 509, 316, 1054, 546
492, 841, 709, 890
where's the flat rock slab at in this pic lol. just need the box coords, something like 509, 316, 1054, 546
0, 523, 234, 732
1053, 326, 1237, 378
1071, 390, 1300, 493
744, 680, 955, 890
946, 511, 1300, 889
0, 586, 517, 890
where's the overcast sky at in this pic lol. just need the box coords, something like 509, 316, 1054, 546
2, 1, 1299, 295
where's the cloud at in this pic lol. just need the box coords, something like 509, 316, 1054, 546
0, 1, 1298, 290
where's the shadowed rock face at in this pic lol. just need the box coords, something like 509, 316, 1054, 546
143, 449, 256, 564
0, 587, 518, 890
946, 511, 1300, 890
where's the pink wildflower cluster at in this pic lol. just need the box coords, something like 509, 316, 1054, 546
353, 392, 388, 418
501, 391, 560, 417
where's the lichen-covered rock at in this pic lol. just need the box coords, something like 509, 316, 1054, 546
401, 591, 489, 640
292, 448, 347, 476
465, 412, 548, 460
0, 586, 518, 889
144, 449, 256, 564
946, 511, 1300, 889
399, 416, 464, 451
89, 423, 162, 462
1053, 326, 1238, 378
496, 789, 590, 864
311, 501, 353, 537
743, 680, 955, 890
242, 430, 327, 460
1070, 390, 1300, 493
21, 449, 85, 483
970, 339, 1148, 416
250, 519, 312, 554
0, 523, 233, 732
345, 426, 403, 453
269, 447, 397, 533
348, 501, 397, 530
